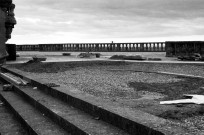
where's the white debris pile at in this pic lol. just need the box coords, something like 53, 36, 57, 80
160, 94, 204, 105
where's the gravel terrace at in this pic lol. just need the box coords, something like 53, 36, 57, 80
9, 61, 204, 134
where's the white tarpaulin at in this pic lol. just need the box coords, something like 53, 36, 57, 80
160, 94, 204, 105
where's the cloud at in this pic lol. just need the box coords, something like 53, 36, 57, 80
8, 0, 204, 44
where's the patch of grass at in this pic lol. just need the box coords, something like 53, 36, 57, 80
109, 55, 146, 60
158, 106, 204, 120
128, 76, 204, 100
128, 76, 204, 120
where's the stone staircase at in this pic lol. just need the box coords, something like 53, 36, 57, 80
0, 80, 129, 135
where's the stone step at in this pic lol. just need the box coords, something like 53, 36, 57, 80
11, 83, 129, 135
0, 99, 28, 135
0, 89, 69, 135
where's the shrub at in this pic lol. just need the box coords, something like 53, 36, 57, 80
109, 55, 127, 60
124, 55, 147, 60
148, 58, 162, 61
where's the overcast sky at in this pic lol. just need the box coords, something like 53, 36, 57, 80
8, 0, 204, 44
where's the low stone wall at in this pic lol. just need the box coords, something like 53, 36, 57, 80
165, 41, 204, 57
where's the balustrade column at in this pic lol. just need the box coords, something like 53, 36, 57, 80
112, 44, 115, 51
124, 44, 126, 51
91, 44, 94, 51
157, 44, 159, 51
72, 44, 74, 51
127, 44, 130, 51
71, 44, 73, 51
80, 44, 82, 51
131, 44, 134, 51
104, 44, 106, 51
132, 44, 135, 51
141, 43, 144, 52
162, 43, 165, 51
143, 44, 146, 51
83, 44, 85, 51
69, 44, 72, 51
52, 44, 55, 51
79, 44, 81, 51
90, 44, 92, 51
66, 44, 68, 51
101, 44, 103, 51
135, 44, 138, 51
153, 43, 156, 51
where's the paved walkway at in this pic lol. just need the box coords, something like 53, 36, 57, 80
5, 51, 204, 65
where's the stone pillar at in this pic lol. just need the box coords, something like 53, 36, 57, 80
0, 0, 16, 63
140, 43, 144, 52
0, 8, 7, 63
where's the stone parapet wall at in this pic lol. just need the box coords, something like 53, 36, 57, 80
16, 42, 166, 52
165, 41, 204, 57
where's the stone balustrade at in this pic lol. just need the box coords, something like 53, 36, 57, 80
16, 44, 39, 51
16, 42, 166, 52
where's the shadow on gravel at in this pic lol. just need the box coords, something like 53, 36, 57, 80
10, 61, 129, 73
158, 107, 204, 120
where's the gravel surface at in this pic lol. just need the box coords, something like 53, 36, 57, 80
9, 61, 204, 134
28, 67, 180, 99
